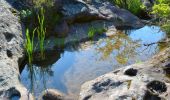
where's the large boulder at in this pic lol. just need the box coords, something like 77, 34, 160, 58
60, 0, 144, 28
79, 47, 170, 100
0, 0, 33, 99
53, 0, 144, 40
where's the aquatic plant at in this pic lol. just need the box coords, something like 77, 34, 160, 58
25, 28, 36, 65
37, 7, 46, 59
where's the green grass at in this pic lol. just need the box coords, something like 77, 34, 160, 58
37, 7, 46, 59
25, 28, 36, 65
111, 0, 143, 15
126, 0, 143, 15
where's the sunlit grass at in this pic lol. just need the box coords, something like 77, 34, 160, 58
25, 28, 36, 65
37, 8, 46, 59
111, 0, 143, 15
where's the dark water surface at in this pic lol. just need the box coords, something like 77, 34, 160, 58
20, 26, 166, 99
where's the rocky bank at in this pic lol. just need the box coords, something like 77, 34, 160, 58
0, 0, 32, 99
79, 47, 170, 100
0, 0, 169, 100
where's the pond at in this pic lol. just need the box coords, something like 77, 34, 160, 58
20, 26, 167, 99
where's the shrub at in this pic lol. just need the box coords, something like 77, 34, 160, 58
152, 0, 170, 37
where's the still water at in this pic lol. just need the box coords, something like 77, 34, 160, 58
20, 26, 166, 99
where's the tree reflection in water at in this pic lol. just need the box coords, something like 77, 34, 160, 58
96, 31, 141, 65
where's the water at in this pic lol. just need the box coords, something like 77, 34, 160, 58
20, 26, 166, 99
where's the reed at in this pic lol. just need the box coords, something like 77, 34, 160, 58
37, 7, 46, 59
25, 28, 36, 65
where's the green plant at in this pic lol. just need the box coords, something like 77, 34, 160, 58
126, 0, 143, 15
25, 28, 36, 65
37, 7, 46, 59
152, 0, 170, 37
20, 9, 32, 19
111, 0, 143, 15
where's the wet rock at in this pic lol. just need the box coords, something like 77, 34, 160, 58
39, 89, 64, 100
0, 0, 32, 99
79, 47, 170, 100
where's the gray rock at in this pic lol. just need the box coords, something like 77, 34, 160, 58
61, 0, 144, 28
79, 47, 170, 100
0, 0, 33, 99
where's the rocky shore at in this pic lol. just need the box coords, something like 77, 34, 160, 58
79, 47, 170, 100
0, 0, 169, 100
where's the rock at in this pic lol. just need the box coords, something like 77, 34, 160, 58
54, 20, 69, 38
0, 0, 32, 99
39, 89, 65, 100
61, 0, 144, 28
79, 47, 170, 100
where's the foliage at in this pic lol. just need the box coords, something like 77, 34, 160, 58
25, 28, 36, 65
37, 8, 46, 59
152, 0, 170, 37
20, 9, 32, 19
111, 0, 143, 15
152, 4, 170, 18
126, 0, 143, 15
21, 0, 61, 37
97, 31, 141, 65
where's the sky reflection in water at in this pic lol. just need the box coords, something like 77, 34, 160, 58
20, 26, 166, 99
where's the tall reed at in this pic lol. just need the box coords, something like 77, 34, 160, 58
25, 28, 36, 65
37, 7, 46, 59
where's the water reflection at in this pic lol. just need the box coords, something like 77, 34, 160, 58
96, 31, 141, 64
20, 26, 167, 99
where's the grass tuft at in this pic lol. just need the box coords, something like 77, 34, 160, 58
25, 28, 36, 65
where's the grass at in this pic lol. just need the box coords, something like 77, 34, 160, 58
126, 0, 143, 15
111, 0, 143, 15
37, 7, 46, 59
25, 28, 36, 65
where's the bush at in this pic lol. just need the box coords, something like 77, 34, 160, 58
152, 0, 170, 37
